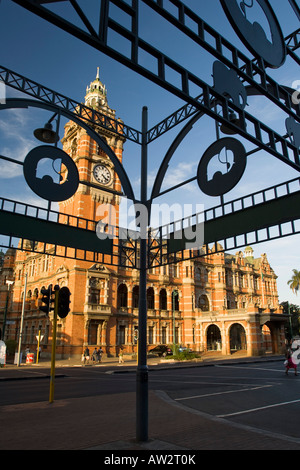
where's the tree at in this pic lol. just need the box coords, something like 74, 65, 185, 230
281, 302, 300, 339
287, 269, 300, 295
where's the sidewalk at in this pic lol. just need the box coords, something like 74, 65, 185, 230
2, 353, 300, 450
1, 349, 283, 371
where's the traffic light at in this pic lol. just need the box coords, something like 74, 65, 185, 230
39, 285, 54, 314
57, 286, 71, 319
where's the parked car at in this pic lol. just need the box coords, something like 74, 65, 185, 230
148, 345, 173, 357
178, 345, 192, 352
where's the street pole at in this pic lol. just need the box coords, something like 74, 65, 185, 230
172, 292, 175, 353
17, 273, 27, 367
49, 287, 59, 404
136, 106, 148, 442
2, 280, 14, 341
36, 329, 41, 364
288, 302, 293, 340
2, 294, 9, 341
172, 291, 178, 353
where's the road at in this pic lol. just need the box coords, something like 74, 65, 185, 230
1, 360, 300, 442
164, 362, 300, 440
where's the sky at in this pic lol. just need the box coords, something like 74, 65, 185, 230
0, 0, 300, 304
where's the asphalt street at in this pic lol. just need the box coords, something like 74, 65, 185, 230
157, 362, 300, 440
1, 358, 300, 445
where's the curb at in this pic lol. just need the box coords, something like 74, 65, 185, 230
107, 356, 285, 374
0, 374, 67, 382
0, 355, 285, 379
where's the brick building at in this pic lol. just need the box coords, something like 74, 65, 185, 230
0, 72, 287, 359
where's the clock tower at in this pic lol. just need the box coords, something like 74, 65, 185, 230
60, 68, 125, 229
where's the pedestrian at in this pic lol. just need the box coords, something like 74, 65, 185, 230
97, 347, 103, 363
82, 347, 90, 365
285, 349, 298, 376
119, 347, 124, 364
92, 347, 98, 364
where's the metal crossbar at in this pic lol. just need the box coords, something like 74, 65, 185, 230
0, 66, 142, 144
10, 0, 300, 173
0, 196, 138, 268
149, 177, 300, 265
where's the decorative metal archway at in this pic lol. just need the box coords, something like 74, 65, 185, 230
1, 0, 300, 443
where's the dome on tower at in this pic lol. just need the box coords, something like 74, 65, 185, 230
85, 67, 108, 109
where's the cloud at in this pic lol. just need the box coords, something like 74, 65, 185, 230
0, 109, 36, 178
163, 160, 197, 187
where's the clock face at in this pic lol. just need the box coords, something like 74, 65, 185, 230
93, 164, 111, 185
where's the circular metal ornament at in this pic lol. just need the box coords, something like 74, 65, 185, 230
23, 145, 79, 202
197, 138, 247, 197
220, 0, 286, 68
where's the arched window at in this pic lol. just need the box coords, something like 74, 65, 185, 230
147, 287, 155, 310
159, 289, 167, 310
117, 284, 128, 308
172, 290, 179, 311
198, 294, 209, 311
132, 286, 139, 309
195, 267, 201, 281
34, 288, 39, 307
40, 286, 46, 296
262, 324, 272, 352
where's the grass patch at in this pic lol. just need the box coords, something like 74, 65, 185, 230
164, 345, 201, 361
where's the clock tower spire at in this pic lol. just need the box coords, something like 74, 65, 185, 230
85, 67, 109, 112
60, 69, 125, 228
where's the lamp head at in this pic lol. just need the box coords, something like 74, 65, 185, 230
220, 112, 240, 135
34, 122, 59, 143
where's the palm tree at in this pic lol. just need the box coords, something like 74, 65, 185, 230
288, 269, 300, 295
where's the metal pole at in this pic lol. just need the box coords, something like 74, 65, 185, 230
17, 273, 27, 367
288, 302, 293, 339
136, 106, 148, 442
2, 280, 13, 340
172, 292, 175, 353
36, 330, 41, 365
2, 293, 9, 341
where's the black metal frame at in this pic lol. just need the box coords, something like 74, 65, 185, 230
3, 0, 300, 443
9, 2, 300, 173
149, 176, 300, 267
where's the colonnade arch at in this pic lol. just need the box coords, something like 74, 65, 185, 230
229, 323, 247, 352
204, 322, 248, 354
206, 324, 222, 351
202, 320, 284, 355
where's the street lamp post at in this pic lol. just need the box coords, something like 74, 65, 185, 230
172, 291, 178, 353
288, 302, 295, 340
2, 280, 14, 341
136, 106, 149, 442
17, 273, 27, 367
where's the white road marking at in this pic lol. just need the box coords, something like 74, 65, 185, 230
149, 378, 266, 387
175, 385, 273, 401
217, 398, 300, 418
215, 365, 286, 373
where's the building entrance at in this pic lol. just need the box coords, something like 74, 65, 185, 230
230, 323, 247, 352
207, 324, 222, 351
